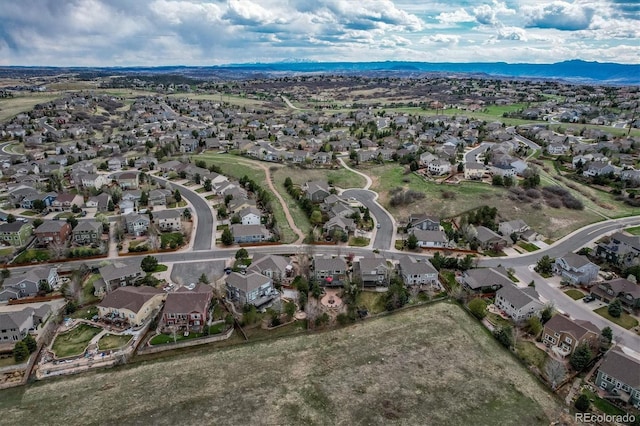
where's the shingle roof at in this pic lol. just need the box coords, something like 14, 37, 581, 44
545, 314, 599, 341
163, 285, 212, 315
247, 254, 289, 276
153, 209, 182, 220
314, 257, 347, 272
560, 252, 592, 269
463, 267, 513, 290
599, 348, 640, 388
73, 220, 102, 233
99, 286, 163, 312
34, 220, 68, 233
99, 262, 143, 283
398, 255, 438, 276
226, 272, 271, 293
497, 284, 542, 310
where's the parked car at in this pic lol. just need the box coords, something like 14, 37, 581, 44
583, 295, 595, 303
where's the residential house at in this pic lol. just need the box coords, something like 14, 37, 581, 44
408, 214, 440, 231
354, 257, 390, 287
323, 216, 355, 236
161, 283, 213, 332
596, 232, 640, 267
247, 254, 291, 282
97, 262, 144, 295
116, 171, 139, 190
225, 272, 278, 308
108, 157, 126, 171
494, 284, 544, 322
0, 222, 33, 247
33, 220, 71, 247
583, 162, 616, 177
85, 193, 111, 212
158, 160, 184, 174
230, 224, 271, 244
78, 173, 110, 190
148, 189, 171, 206
313, 256, 347, 286
590, 278, 640, 311
427, 159, 452, 176
397, 255, 439, 287
72, 220, 103, 245
410, 229, 449, 248
0, 267, 59, 301
461, 267, 513, 294
97, 286, 165, 327
119, 199, 135, 215
0, 309, 35, 343
542, 315, 600, 358
153, 209, 182, 232
237, 206, 262, 226
554, 253, 600, 286
475, 226, 509, 251
49, 193, 83, 212
179, 138, 199, 153
20, 192, 56, 210
303, 180, 331, 203
595, 347, 640, 409
498, 219, 530, 239
125, 213, 150, 236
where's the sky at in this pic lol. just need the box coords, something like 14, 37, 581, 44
0, 0, 638, 66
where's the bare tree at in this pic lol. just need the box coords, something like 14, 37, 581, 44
49, 241, 67, 260
544, 358, 566, 390
147, 225, 160, 251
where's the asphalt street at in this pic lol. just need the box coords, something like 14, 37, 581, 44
342, 189, 394, 250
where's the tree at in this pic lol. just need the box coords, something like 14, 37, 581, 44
384, 278, 409, 311
544, 358, 566, 390
608, 299, 622, 318
23, 334, 37, 353
493, 325, 513, 348
198, 273, 209, 284
284, 301, 296, 320
459, 254, 474, 271
406, 233, 418, 250
6, 214, 15, 223
13, 341, 29, 363
310, 210, 323, 225
535, 255, 554, 275
492, 175, 504, 186
235, 248, 249, 260
574, 394, 590, 412
183, 208, 192, 220
141, 255, 158, 273
32, 199, 47, 212
173, 189, 182, 203
526, 316, 543, 337
107, 199, 115, 212
601, 326, 613, 347
541, 304, 554, 323
468, 298, 487, 319
203, 178, 212, 192
221, 228, 234, 246
242, 304, 258, 325
32, 218, 44, 228
569, 342, 593, 371
66, 216, 78, 229
217, 205, 228, 218
139, 191, 149, 206
71, 204, 81, 214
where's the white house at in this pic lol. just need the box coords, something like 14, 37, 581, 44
237, 206, 262, 226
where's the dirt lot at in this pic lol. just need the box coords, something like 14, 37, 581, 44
0, 302, 566, 425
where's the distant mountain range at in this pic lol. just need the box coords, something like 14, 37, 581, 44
2, 60, 638, 85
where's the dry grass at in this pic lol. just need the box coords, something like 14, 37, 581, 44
0, 302, 565, 425
0, 94, 58, 121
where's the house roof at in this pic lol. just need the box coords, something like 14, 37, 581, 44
226, 272, 271, 293
559, 252, 593, 269
314, 257, 346, 271
0, 308, 34, 331
99, 262, 143, 283
601, 278, 640, 299
247, 254, 290, 276
163, 285, 212, 315
463, 267, 513, 290
475, 226, 506, 244
98, 286, 163, 312
54, 193, 78, 203
409, 214, 439, 225
34, 220, 69, 234
398, 255, 438, 276
0, 222, 30, 233
73, 220, 102, 233
411, 229, 448, 243
124, 213, 150, 225
497, 284, 542, 310
230, 224, 269, 238
305, 180, 330, 196
237, 206, 262, 218
357, 257, 388, 272
599, 348, 640, 388
153, 209, 182, 220
545, 314, 600, 341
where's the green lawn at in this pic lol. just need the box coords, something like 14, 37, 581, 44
0, 247, 14, 257
517, 241, 540, 252
594, 306, 639, 329
69, 306, 98, 320
167, 200, 188, 208
14, 249, 50, 263
625, 226, 640, 236
0, 357, 16, 368
160, 232, 184, 248
150, 324, 229, 345
564, 289, 585, 300
20, 211, 39, 216
272, 165, 366, 190
582, 389, 627, 416
356, 291, 386, 314
153, 264, 168, 273
51, 324, 101, 358
515, 341, 548, 369
348, 237, 370, 247
81, 275, 101, 305
98, 334, 132, 351
440, 270, 458, 292
486, 312, 511, 329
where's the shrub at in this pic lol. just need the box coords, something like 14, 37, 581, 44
468, 298, 487, 320
574, 394, 590, 412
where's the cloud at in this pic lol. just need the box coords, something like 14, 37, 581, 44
420, 34, 461, 44
496, 27, 528, 41
473, 1, 515, 26
435, 9, 475, 25
524, 1, 595, 31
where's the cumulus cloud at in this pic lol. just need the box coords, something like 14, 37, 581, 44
473, 1, 515, 26
420, 34, 461, 44
435, 9, 475, 24
523, 1, 595, 31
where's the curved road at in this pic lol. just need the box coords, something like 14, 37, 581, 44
342, 189, 395, 250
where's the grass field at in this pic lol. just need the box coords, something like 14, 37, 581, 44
97, 334, 132, 351
626, 226, 640, 236
0, 302, 565, 425
348, 236, 370, 247
363, 163, 601, 239
594, 306, 639, 329
355, 291, 386, 314
564, 289, 585, 300
272, 164, 366, 190
515, 341, 548, 370
0, 94, 58, 121
13, 249, 50, 264
51, 324, 101, 358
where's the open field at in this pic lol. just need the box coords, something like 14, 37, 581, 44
0, 94, 58, 121
51, 324, 101, 358
272, 164, 367, 190
363, 163, 602, 239
0, 302, 565, 425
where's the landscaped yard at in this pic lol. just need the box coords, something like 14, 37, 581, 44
594, 306, 639, 329
517, 241, 539, 252
51, 324, 101, 358
97, 334, 132, 351
13, 249, 50, 263
348, 236, 370, 247
0, 302, 564, 425
355, 291, 386, 314
160, 232, 184, 248
564, 289, 585, 300
582, 389, 627, 416
69, 306, 98, 321
515, 341, 548, 369
150, 324, 229, 345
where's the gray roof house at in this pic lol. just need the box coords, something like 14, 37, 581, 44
461, 267, 513, 293
313, 256, 347, 286
0, 267, 59, 301
408, 214, 440, 231
595, 347, 640, 409
0, 308, 35, 344
498, 219, 530, 238
411, 229, 449, 248
397, 255, 439, 287
247, 254, 291, 281
475, 226, 510, 251
98, 262, 144, 295
72, 220, 102, 245
554, 253, 600, 286
125, 213, 150, 236
225, 272, 278, 308
153, 209, 182, 232
303, 180, 331, 203
230, 224, 271, 244
354, 257, 390, 287
495, 284, 544, 322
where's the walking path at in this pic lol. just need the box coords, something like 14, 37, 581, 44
338, 157, 372, 190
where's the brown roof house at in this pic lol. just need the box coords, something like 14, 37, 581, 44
34, 220, 71, 247
161, 283, 213, 332
591, 278, 640, 311
542, 315, 600, 358
97, 286, 165, 327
